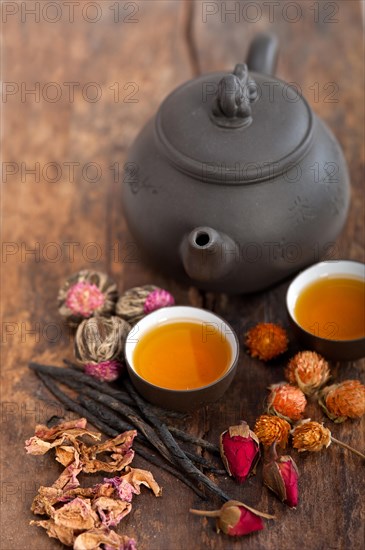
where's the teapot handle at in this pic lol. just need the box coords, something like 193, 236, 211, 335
246, 33, 279, 76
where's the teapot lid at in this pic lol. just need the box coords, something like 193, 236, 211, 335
155, 64, 313, 184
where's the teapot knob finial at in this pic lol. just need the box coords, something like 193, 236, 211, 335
211, 63, 257, 128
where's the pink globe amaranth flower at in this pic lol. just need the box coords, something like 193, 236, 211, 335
220, 422, 260, 484
143, 288, 175, 314
66, 282, 105, 317
84, 360, 124, 382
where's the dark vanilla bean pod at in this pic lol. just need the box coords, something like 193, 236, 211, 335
124, 380, 231, 502
77, 394, 174, 465
36, 371, 205, 499
78, 394, 225, 474
167, 426, 220, 455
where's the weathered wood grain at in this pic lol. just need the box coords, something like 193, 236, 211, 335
1, 1, 364, 549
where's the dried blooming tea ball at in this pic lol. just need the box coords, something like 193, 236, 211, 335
245, 323, 288, 361
116, 285, 175, 325
75, 316, 131, 364
84, 360, 124, 382
58, 270, 118, 326
220, 422, 260, 484
318, 380, 365, 423
285, 351, 330, 396
267, 383, 307, 423
292, 420, 331, 452
254, 414, 291, 449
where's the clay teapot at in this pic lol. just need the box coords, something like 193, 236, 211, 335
122, 34, 350, 293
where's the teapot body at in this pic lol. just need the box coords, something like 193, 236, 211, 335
122, 111, 350, 293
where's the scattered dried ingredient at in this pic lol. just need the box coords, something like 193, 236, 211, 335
267, 383, 307, 423
292, 420, 331, 452
58, 270, 118, 326
73, 528, 137, 550
84, 360, 124, 383
263, 443, 299, 508
190, 500, 274, 536
219, 421, 260, 484
27, 418, 161, 549
245, 323, 288, 361
318, 380, 365, 423
75, 316, 131, 367
285, 351, 330, 396
116, 285, 174, 326
254, 415, 291, 449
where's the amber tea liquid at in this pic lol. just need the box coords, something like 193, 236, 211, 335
294, 276, 365, 340
133, 320, 232, 390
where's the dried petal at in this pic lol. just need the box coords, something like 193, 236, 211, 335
267, 383, 307, 422
30, 519, 75, 546
74, 528, 137, 550
319, 380, 365, 422
53, 497, 99, 531
292, 420, 331, 452
119, 468, 162, 497
285, 351, 330, 395
254, 415, 291, 448
93, 497, 131, 528
245, 323, 288, 361
220, 422, 260, 483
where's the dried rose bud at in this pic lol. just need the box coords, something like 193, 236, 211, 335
267, 383, 307, 422
292, 420, 331, 452
254, 414, 291, 449
263, 444, 299, 508
318, 380, 365, 423
245, 323, 288, 361
116, 285, 175, 325
58, 270, 118, 326
285, 351, 330, 396
220, 422, 260, 483
84, 360, 124, 382
190, 500, 274, 537
74, 316, 131, 365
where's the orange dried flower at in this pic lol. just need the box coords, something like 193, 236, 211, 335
292, 420, 331, 452
319, 380, 365, 423
285, 351, 330, 396
254, 415, 291, 449
267, 383, 307, 422
245, 323, 288, 361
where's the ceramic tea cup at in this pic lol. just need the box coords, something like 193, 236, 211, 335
124, 306, 239, 411
286, 260, 365, 360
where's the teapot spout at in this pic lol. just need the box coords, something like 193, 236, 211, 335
180, 227, 238, 283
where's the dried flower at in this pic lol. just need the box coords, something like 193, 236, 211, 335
74, 528, 137, 550
75, 316, 131, 364
285, 351, 330, 395
190, 500, 274, 537
263, 443, 299, 508
267, 383, 307, 422
318, 380, 365, 423
220, 422, 260, 483
292, 420, 331, 452
254, 415, 291, 449
116, 285, 175, 325
245, 323, 288, 361
84, 360, 124, 382
58, 270, 118, 326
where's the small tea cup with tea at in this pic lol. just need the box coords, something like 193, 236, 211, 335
286, 260, 365, 360
124, 306, 239, 411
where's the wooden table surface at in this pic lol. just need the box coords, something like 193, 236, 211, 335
2, 1, 364, 549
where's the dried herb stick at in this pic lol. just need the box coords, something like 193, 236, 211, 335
124, 380, 231, 502
36, 371, 205, 499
